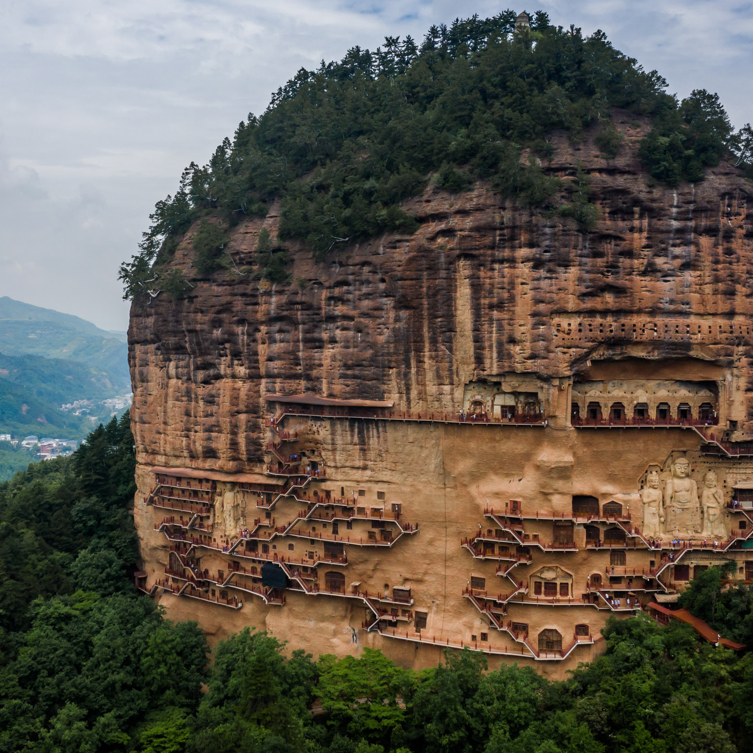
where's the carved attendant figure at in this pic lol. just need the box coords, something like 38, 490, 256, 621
641, 468, 664, 538
664, 456, 700, 536
701, 470, 726, 538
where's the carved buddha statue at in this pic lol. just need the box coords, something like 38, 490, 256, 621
664, 456, 700, 536
641, 468, 664, 539
701, 470, 726, 538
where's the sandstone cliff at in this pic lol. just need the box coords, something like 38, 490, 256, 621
129, 112, 752, 471
129, 112, 753, 676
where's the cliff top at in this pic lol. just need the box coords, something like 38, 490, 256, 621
120, 10, 753, 303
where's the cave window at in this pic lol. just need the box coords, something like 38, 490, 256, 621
657, 403, 671, 421
603, 501, 623, 518
377, 491, 385, 501
559, 582, 569, 597
693, 565, 708, 578
634, 403, 649, 420
287, 544, 294, 551
543, 582, 557, 597
573, 495, 599, 517
678, 403, 692, 421
511, 622, 528, 636
589, 573, 602, 587
480, 632, 488, 642
610, 550, 626, 566
553, 522, 574, 546
740, 521, 747, 530
575, 624, 590, 637
415, 611, 427, 631
538, 629, 562, 652
470, 576, 486, 591
534, 581, 542, 595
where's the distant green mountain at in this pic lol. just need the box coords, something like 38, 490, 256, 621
0, 352, 125, 406
0, 297, 129, 383
0, 297, 114, 337
0, 378, 89, 438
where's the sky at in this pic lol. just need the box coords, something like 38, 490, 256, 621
0, 0, 751, 331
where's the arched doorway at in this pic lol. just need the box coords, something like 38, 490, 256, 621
469, 400, 485, 418
523, 400, 539, 416
324, 571, 345, 593
585, 525, 600, 546
677, 403, 692, 422
604, 527, 626, 545
538, 629, 562, 653
609, 402, 626, 422
699, 403, 715, 423
633, 402, 649, 421
586, 402, 602, 421
602, 501, 623, 518
656, 402, 671, 421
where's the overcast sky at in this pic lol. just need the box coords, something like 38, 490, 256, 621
0, 0, 751, 331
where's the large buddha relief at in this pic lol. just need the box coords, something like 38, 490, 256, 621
665, 456, 700, 536
637, 457, 730, 541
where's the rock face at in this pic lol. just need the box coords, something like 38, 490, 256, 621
130, 113, 753, 676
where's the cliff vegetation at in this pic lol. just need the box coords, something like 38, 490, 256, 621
120, 10, 753, 299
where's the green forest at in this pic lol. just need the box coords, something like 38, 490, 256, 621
0, 416, 752, 751
120, 10, 753, 298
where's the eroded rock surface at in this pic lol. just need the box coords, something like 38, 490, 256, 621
130, 116, 753, 675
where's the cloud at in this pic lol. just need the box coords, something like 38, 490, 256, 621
0, 0, 750, 329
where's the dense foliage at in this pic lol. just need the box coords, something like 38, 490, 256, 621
3, 418, 753, 751
679, 560, 753, 646
0, 442, 36, 485
120, 11, 753, 300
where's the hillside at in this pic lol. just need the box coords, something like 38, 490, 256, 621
0, 297, 129, 384
0, 378, 89, 438
0, 352, 126, 406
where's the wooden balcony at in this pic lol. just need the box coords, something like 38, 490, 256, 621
271, 405, 546, 427
573, 415, 717, 429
